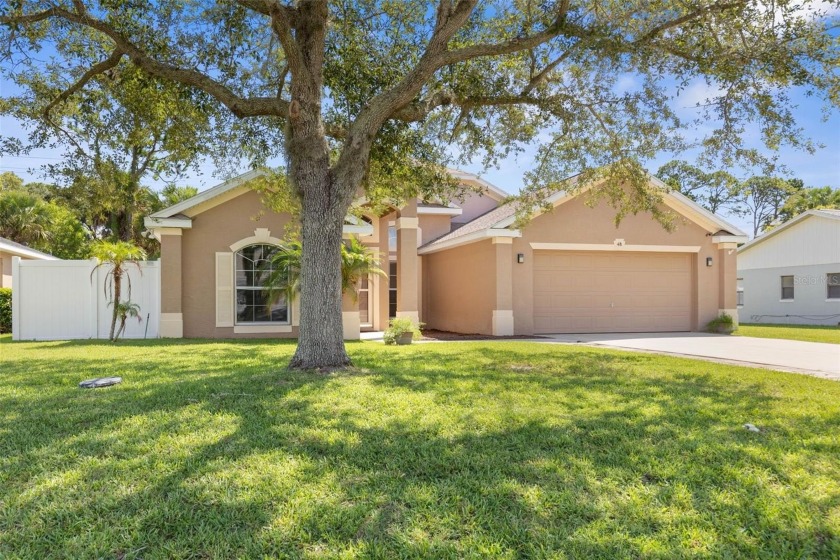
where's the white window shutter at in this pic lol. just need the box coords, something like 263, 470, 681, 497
216, 252, 234, 327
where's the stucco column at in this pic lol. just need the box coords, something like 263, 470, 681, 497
159, 231, 184, 338
717, 243, 739, 325
396, 200, 420, 323
341, 291, 361, 340
492, 238, 515, 336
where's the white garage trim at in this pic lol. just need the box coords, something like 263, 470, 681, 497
530, 243, 700, 253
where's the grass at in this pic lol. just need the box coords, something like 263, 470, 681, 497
1, 336, 839, 559
736, 323, 840, 345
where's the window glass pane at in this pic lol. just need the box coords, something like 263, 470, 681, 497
388, 261, 397, 318
236, 244, 279, 287
781, 276, 794, 300
236, 289, 254, 323
388, 291, 397, 318
236, 289, 287, 323
388, 227, 397, 251
737, 290, 744, 306
234, 244, 288, 323
828, 273, 840, 299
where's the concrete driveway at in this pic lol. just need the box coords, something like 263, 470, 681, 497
543, 332, 840, 380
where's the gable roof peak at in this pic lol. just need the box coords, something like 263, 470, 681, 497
738, 208, 840, 254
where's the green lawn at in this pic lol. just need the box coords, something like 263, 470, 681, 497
736, 323, 840, 345
1, 336, 839, 559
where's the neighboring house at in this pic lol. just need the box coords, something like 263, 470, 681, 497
144, 169, 747, 339
737, 209, 840, 326
0, 236, 58, 288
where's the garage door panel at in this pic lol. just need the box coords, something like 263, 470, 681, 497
533, 251, 692, 334
534, 271, 553, 291
545, 294, 591, 310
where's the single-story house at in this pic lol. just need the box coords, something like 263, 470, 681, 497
737, 209, 840, 326
144, 169, 747, 339
0, 236, 58, 288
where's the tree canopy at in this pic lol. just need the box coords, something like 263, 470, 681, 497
0, 171, 202, 257
1, 46, 220, 245
0, 179, 89, 258
778, 185, 840, 223
3, 0, 838, 368
656, 160, 741, 215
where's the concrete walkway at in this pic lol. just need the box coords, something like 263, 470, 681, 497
542, 332, 840, 380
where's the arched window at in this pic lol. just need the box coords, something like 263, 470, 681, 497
234, 244, 288, 324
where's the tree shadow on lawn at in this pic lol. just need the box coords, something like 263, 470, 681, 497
1, 341, 839, 558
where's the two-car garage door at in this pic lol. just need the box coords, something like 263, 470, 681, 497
533, 251, 693, 334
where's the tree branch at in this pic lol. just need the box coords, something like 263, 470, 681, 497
638, 1, 746, 43
441, 6, 571, 66
264, 1, 307, 80
2, 7, 289, 119
391, 91, 574, 123
43, 48, 125, 119
234, 0, 296, 23
336, 1, 478, 154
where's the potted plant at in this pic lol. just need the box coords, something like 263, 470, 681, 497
707, 312, 736, 334
383, 316, 423, 345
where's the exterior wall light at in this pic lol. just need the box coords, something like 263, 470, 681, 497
517, 253, 525, 264
706, 257, 713, 267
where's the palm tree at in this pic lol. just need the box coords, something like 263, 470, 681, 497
112, 301, 142, 341
90, 240, 147, 341
0, 191, 51, 246
340, 237, 387, 301
265, 236, 384, 306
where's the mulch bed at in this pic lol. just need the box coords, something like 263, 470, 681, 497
420, 329, 548, 341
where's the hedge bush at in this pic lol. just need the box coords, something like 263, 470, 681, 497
0, 288, 11, 334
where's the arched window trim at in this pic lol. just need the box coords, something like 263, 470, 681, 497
229, 227, 283, 252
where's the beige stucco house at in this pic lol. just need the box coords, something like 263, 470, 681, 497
0, 237, 58, 288
144, 169, 747, 339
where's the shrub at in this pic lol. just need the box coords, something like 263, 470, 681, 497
707, 312, 736, 334
383, 316, 423, 345
0, 288, 11, 334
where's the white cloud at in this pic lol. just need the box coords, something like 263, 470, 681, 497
676, 80, 725, 108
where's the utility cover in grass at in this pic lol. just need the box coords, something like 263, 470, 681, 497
79, 377, 122, 389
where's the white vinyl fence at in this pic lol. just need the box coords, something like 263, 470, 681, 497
12, 257, 160, 340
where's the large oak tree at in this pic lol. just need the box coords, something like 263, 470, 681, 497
2, 1, 837, 368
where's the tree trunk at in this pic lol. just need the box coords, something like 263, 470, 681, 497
289, 193, 351, 369
284, 0, 355, 370
109, 269, 121, 341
